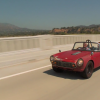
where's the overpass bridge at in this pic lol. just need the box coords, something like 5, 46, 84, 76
0, 34, 99, 68
0, 34, 100, 100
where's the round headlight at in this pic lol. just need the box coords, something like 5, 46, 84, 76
77, 58, 83, 67
50, 55, 55, 61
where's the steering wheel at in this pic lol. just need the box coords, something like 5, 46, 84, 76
77, 47, 86, 50
77, 47, 82, 49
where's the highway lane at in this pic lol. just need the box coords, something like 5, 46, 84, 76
0, 59, 100, 100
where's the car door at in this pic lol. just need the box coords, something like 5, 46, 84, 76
91, 51, 100, 68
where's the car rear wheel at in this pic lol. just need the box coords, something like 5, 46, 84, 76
52, 66, 63, 73
81, 61, 93, 79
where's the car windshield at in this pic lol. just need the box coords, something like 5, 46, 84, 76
73, 42, 100, 51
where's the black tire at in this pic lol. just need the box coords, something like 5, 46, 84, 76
81, 61, 93, 79
52, 66, 63, 73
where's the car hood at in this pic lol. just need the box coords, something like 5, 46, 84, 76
54, 50, 91, 61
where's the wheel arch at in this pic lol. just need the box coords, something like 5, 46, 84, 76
89, 60, 94, 68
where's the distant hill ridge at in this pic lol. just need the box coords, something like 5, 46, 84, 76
0, 23, 33, 32
0, 23, 47, 33
52, 24, 100, 33
0, 23, 100, 34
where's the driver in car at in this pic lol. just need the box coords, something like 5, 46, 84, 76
83, 43, 90, 50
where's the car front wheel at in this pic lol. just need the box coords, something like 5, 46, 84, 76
81, 61, 93, 79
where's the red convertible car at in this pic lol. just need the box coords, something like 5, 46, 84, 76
50, 40, 100, 79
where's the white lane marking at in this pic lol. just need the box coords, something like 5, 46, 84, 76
0, 65, 51, 81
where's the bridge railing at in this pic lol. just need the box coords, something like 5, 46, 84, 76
0, 34, 100, 53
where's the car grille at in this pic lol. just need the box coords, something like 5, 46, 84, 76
55, 61, 74, 68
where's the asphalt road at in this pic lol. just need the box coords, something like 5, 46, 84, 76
0, 59, 100, 100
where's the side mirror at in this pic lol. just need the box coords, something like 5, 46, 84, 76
59, 50, 61, 52
91, 52, 94, 56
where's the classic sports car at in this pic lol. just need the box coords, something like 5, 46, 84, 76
50, 40, 100, 79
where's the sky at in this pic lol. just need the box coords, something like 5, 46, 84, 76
0, 0, 100, 30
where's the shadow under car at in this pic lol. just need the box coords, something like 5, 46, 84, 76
43, 66, 100, 80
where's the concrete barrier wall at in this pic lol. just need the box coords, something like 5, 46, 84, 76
0, 36, 40, 52
0, 34, 100, 53
52, 35, 100, 46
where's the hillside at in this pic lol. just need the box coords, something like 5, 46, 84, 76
0, 23, 50, 37
0, 23, 48, 33
0, 23, 31, 32
52, 25, 100, 34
